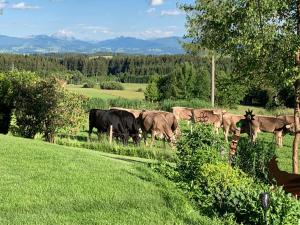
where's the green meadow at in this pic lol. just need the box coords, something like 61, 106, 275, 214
67, 83, 147, 100
0, 134, 228, 225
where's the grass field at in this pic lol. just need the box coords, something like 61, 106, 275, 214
0, 134, 226, 225
67, 83, 146, 100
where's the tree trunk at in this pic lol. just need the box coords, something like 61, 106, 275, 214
211, 55, 215, 108
293, 79, 300, 174
292, 0, 300, 174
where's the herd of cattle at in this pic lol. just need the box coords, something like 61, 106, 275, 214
88, 106, 295, 147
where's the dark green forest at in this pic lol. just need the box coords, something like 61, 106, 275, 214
0, 53, 293, 108
0, 53, 231, 81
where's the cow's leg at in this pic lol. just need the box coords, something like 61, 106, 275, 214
98, 130, 102, 142
150, 131, 156, 148
275, 131, 283, 148
88, 126, 93, 142
143, 132, 148, 146
215, 125, 219, 135
252, 130, 258, 142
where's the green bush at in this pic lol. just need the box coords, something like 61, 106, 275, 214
82, 82, 95, 88
176, 124, 227, 184
154, 124, 300, 225
100, 81, 124, 90
195, 163, 300, 225
13, 78, 86, 142
235, 137, 276, 183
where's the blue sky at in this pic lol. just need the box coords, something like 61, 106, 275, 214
0, 0, 193, 41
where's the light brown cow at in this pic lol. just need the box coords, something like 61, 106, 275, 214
139, 111, 176, 147
275, 115, 294, 147
222, 113, 245, 142
192, 108, 226, 133
245, 115, 292, 146
110, 107, 142, 119
149, 110, 180, 138
171, 107, 193, 121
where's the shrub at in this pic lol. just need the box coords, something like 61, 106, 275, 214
0, 71, 38, 134
176, 124, 227, 184
235, 137, 276, 183
82, 82, 95, 88
14, 78, 86, 142
154, 124, 300, 225
136, 88, 143, 92
195, 163, 300, 225
100, 81, 124, 90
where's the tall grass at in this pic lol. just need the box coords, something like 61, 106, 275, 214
83, 97, 211, 112
55, 135, 176, 162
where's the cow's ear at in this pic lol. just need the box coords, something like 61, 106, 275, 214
285, 124, 291, 129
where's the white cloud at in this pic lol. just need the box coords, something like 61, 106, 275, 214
11, 2, 40, 10
146, 7, 156, 14
121, 28, 175, 39
149, 0, 164, 6
0, 0, 8, 15
161, 9, 182, 16
53, 29, 74, 39
79, 24, 113, 35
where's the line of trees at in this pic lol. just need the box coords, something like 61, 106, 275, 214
0, 53, 232, 82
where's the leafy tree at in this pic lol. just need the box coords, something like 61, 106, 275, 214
13, 77, 86, 142
181, 0, 300, 173
144, 75, 160, 102
0, 71, 38, 134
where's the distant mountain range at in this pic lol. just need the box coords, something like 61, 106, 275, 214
0, 35, 186, 55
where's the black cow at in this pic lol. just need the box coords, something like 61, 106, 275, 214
88, 109, 141, 144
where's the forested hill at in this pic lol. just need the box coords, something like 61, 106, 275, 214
0, 54, 232, 83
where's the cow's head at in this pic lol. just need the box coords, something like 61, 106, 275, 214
284, 123, 295, 134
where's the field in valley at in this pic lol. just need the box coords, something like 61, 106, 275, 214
67, 83, 147, 100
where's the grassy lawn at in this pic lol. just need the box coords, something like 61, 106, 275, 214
0, 134, 222, 225
225, 105, 293, 116
66, 85, 117, 99
67, 83, 146, 100
257, 132, 300, 173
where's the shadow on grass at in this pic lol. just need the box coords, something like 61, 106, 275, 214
99, 153, 152, 165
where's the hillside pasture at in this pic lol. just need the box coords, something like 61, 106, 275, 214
0, 134, 224, 225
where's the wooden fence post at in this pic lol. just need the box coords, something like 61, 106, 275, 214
109, 125, 113, 145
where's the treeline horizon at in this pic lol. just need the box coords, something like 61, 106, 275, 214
0, 53, 232, 83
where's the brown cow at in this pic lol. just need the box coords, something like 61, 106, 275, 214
139, 111, 175, 147
222, 113, 245, 142
110, 107, 142, 119
171, 107, 193, 121
275, 115, 294, 147
150, 110, 180, 138
245, 115, 292, 145
192, 108, 226, 133
268, 157, 300, 197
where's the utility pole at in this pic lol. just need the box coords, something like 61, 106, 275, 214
211, 55, 215, 108
292, 0, 300, 174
